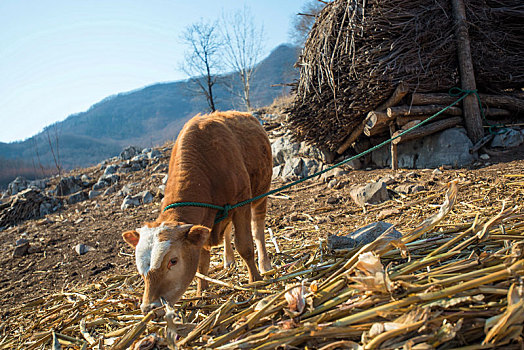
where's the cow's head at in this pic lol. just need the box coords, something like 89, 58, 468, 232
122, 223, 210, 314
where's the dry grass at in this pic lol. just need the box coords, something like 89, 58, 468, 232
2, 173, 524, 349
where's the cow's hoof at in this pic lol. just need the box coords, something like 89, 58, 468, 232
259, 260, 272, 274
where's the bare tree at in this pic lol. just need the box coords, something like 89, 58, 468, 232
31, 137, 47, 177
45, 123, 62, 176
181, 19, 223, 112
290, 0, 326, 46
221, 6, 265, 111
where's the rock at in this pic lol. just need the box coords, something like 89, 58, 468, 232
131, 154, 148, 162
97, 174, 120, 187
88, 190, 101, 199
377, 208, 401, 220
299, 142, 336, 164
271, 136, 301, 166
56, 176, 84, 196
7, 176, 29, 196
13, 240, 30, 257
480, 153, 490, 160
81, 174, 91, 184
327, 221, 402, 250
140, 190, 154, 204
148, 149, 162, 159
303, 158, 321, 177
152, 163, 168, 173
29, 179, 48, 190
74, 243, 95, 255
120, 146, 142, 160
326, 197, 339, 204
380, 175, 396, 185
281, 157, 304, 179
350, 181, 389, 206
40, 201, 55, 216
119, 184, 134, 197
158, 185, 166, 195
372, 127, 475, 168
162, 175, 169, 184
327, 178, 349, 189
321, 168, 349, 182
92, 180, 108, 191
103, 164, 119, 176
103, 185, 118, 196
142, 148, 152, 154
120, 159, 146, 173
272, 165, 283, 180
432, 168, 443, 175
121, 195, 140, 210
491, 128, 524, 148
68, 190, 88, 204
271, 135, 335, 180
394, 183, 426, 194
405, 172, 420, 179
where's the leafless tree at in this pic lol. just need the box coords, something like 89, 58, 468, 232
45, 123, 62, 176
290, 0, 326, 46
31, 137, 47, 177
221, 6, 265, 111
181, 19, 223, 112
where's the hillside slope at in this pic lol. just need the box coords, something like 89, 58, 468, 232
0, 44, 299, 180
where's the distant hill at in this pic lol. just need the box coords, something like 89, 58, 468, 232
0, 44, 299, 187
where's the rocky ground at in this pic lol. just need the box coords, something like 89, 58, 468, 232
1, 116, 523, 319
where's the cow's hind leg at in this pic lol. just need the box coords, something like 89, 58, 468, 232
232, 206, 262, 282
223, 221, 235, 269
251, 198, 271, 273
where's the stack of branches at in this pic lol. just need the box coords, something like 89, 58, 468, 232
4, 177, 524, 349
288, 0, 524, 152
468, 0, 524, 91
0, 189, 53, 229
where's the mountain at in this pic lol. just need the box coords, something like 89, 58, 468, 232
0, 44, 299, 187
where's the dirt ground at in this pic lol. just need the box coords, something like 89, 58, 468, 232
1, 142, 523, 319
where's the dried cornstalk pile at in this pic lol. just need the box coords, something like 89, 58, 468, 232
2, 176, 524, 349
287, 0, 524, 151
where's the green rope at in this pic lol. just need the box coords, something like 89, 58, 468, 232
450, 87, 505, 135
164, 88, 477, 224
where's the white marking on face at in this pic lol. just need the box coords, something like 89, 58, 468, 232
135, 224, 171, 276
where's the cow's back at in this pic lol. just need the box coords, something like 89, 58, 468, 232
160, 111, 272, 226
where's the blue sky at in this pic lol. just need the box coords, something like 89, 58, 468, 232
0, 0, 306, 143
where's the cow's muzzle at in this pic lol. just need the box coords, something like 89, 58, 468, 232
141, 300, 162, 315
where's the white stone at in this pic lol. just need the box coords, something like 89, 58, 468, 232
480, 154, 490, 160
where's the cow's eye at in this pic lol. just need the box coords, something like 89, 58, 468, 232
168, 258, 178, 269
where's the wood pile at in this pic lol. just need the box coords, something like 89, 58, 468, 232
337, 85, 524, 169
287, 0, 524, 153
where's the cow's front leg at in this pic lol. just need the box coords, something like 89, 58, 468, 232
197, 247, 210, 296
233, 207, 262, 282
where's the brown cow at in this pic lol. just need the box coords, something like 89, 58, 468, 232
122, 111, 272, 314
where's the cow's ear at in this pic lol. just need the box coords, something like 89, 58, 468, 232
186, 225, 210, 246
122, 230, 140, 249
